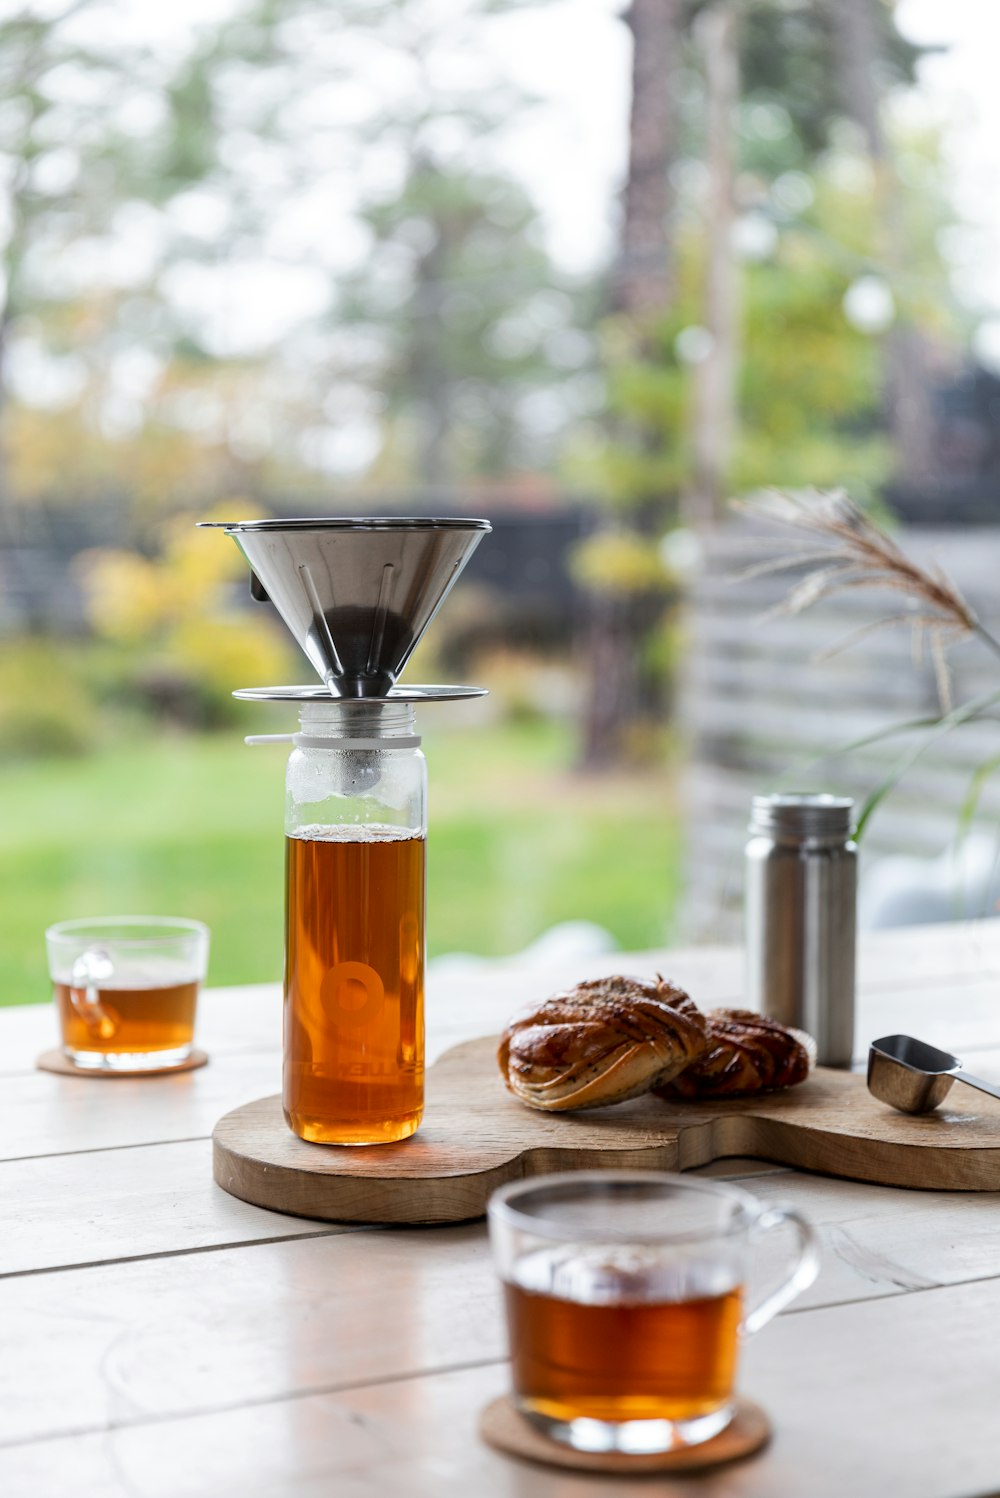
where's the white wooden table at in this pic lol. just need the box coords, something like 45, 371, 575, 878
4, 920, 1000, 1498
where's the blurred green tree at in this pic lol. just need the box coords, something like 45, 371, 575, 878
574, 0, 951, 766
2, 0, 593, 516
221, 0, 592, 482
0, 2, 137, 515
0, 0, 973, 778
576, 0, 684, 768
337, 160, 589, 487
76, 501, 293, 724
0, 1, 270, 518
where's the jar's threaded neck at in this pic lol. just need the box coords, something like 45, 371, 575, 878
297, 701, 417, 739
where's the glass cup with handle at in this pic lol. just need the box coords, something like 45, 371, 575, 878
46, 916, 210, 1071
488, 1169, 820, 1455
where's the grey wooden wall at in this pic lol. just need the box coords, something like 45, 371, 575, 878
677, 520, 1000, 941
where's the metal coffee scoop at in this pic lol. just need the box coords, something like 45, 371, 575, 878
868, 1034, 1000, 1115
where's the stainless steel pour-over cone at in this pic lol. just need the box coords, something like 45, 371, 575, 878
200, 516, 490, 697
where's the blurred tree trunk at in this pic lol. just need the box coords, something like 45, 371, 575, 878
828, 0, 933, 486
410, 220, 451, 489
0, 69, 44, 621
581, 0, 681, 769
689, 0, 740, 526
613, 0, 680, 321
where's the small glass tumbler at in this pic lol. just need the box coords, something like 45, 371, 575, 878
45, 916, 210, 1071
488, 1170, 819, 1455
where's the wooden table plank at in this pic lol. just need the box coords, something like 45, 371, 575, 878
1, 937, 744, 1075
4, 951, 1000, 1279
5, 1272, 1000, 1498
850, 975, 1000, 1057
6, 974, 1000, 1166
0, 983, 282, 1078
0, 1225, 494, 1448
430, 972, 1000, 1077
5, 919, 1000, 1498
0, 1052, 282, 1162
854, 916, 1000, 989
428, 919, 1000, 1001
0, 1140, 350, 1277
4, 915, 1000, 1076
5, 1168, 1000, 1451
0, 1025, 510, 1163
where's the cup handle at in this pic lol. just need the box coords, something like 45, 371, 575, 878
69, 948, 118, 1040
742, 1204, 820, 1337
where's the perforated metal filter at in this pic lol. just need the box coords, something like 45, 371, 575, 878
200, 517, 490, 698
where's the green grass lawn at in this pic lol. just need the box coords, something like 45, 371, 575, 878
0, 720, 681, 1005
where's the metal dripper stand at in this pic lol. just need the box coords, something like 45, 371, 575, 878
200, 515, 491, 702
200, 516, 491, 1150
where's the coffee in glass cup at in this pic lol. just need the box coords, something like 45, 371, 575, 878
46, 916, 210, 1071
489, 1170, 819, 1454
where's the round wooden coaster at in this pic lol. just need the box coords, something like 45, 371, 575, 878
36, 1048, 209, 1079
478, 1395, 771, 1475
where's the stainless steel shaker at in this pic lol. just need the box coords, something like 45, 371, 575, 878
745, 793, 857, 1067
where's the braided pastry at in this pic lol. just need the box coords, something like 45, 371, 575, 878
497, 974, 708, 1112
653, 1008, 814, 1101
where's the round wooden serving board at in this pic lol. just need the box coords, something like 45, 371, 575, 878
213, 1035, 1000, 1224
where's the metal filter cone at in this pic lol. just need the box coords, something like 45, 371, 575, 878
200, 517, 490, 698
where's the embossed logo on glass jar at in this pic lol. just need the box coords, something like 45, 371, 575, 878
320, 961, 386, 1027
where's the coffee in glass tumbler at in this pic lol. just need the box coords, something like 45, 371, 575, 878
46, 916, 210, 1071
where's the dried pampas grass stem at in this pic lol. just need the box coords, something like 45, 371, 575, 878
733, 490, 1000, 711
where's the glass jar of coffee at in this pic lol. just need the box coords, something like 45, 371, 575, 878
283, 700, 426, 1145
